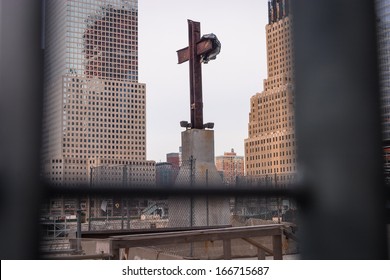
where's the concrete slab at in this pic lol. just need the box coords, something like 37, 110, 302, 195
170, 129, 230, 227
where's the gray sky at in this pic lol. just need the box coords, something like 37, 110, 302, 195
138, 0, 269, 162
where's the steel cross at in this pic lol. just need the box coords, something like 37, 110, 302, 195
177, 20, 214, 129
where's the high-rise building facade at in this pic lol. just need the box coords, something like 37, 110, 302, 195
377, 0, 390, 142
244, 0, 296, 184
41, 0, 155, 187
166, 152, 181, 169
215, 149, 244, 185
376, 0, 390, 181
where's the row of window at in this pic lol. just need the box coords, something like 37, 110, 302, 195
246, 134, 295, 146
63, 106, 145, 117
254, 90, 289, 103
64, 77, 144, 88
264, 77, 293, 88
247, 158, 296, 168
250, 123, 294, 135
65, 89, 144, 96
247, 165, 296, 175
65, 97, 144, 105
254, 116, 293, 126
65, 94, 144, 101
63, 148, 145, 156
67, 24, 138, 35
247, 141, 296, 152
90, 159, 154, 166
64, 131, 145, 139
247, 148, 296, 161
251, 119, 292, 131
64, 105, 144, 113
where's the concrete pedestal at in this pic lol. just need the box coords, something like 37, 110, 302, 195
175, 129, 222, 185
169, 129, 230, 227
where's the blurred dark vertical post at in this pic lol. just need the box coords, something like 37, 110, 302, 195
292, 0, 388, 258
76, 197, 82, 252
0, 0, 43, 258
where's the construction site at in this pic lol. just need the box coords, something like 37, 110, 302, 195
39, 195, 299, 260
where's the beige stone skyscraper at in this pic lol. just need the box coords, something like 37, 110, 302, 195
216, 149, 244, 186
41, 0, 155, 189
244, 0, 296, 184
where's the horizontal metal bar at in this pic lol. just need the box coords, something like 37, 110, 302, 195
81, 225, 231, 239
110, 225, 282, 249
44, 183, 310, 198
177, 39, 213, 64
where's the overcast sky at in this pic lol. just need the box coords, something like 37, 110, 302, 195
138, 0, 269, 162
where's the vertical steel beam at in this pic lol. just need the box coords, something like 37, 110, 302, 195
292, 0, 388, 259
188, 20, 204, 129
76, 197, 82, 252
110, 240, 120, 260
272, 234, 283, 260
223, 239, 232, 259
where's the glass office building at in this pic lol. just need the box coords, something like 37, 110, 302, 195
377, 0, 390, 141
376, 0, 390, 181
41, 0, 155, 188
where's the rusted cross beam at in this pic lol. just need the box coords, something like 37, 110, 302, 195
176, 20, 214, 129
177, 39, 213, 64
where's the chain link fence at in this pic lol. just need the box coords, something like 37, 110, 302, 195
233, 173, 298, 223
40, 165, 299, 258
83, 165, 297, 231
90, 163, 156, 187
86, 197, 168, 231
41, 158, 298, 234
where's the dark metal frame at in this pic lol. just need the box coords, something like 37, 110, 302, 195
0, 0, 388, 259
